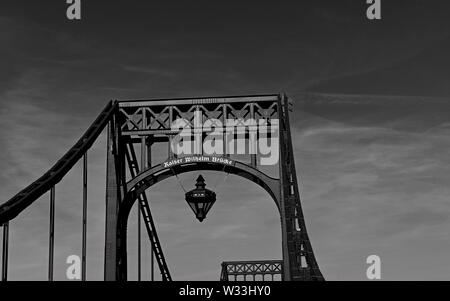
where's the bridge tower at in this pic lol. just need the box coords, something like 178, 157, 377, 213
104, 93, 324, 281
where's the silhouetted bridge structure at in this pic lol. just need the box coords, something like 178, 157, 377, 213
0, 94, 324, 281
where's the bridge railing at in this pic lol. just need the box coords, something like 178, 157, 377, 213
220, 260, 283, 281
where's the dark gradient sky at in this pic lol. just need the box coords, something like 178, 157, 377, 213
0, 1, 450, 280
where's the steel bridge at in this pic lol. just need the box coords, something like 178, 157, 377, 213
0, 94, 324, 281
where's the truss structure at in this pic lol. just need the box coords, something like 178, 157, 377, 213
220, 260, 284, 281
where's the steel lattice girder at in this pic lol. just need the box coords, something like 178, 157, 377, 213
117, 95, 279, 136
220, 260, 283, 281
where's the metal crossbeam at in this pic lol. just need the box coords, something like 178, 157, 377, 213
119, 94, 280, 107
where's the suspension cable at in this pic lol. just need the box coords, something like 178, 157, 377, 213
170, 167, 187, 193
213, 163, 230, 191
214, 172, 229, 191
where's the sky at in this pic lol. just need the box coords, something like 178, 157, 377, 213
0, 0, 450, 280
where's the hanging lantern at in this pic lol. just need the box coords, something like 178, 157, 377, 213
185, 175, 216, 222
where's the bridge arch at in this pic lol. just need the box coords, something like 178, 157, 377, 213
124, 157, 280, 214
116, 156, 281, 280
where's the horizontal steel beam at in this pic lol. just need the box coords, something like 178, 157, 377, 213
222, 260, 283, 266
118, 94, 280, 107
121, 127, 266, 136
122, 129, 180, 136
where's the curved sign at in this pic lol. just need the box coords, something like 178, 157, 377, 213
163, 156, 235, 169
